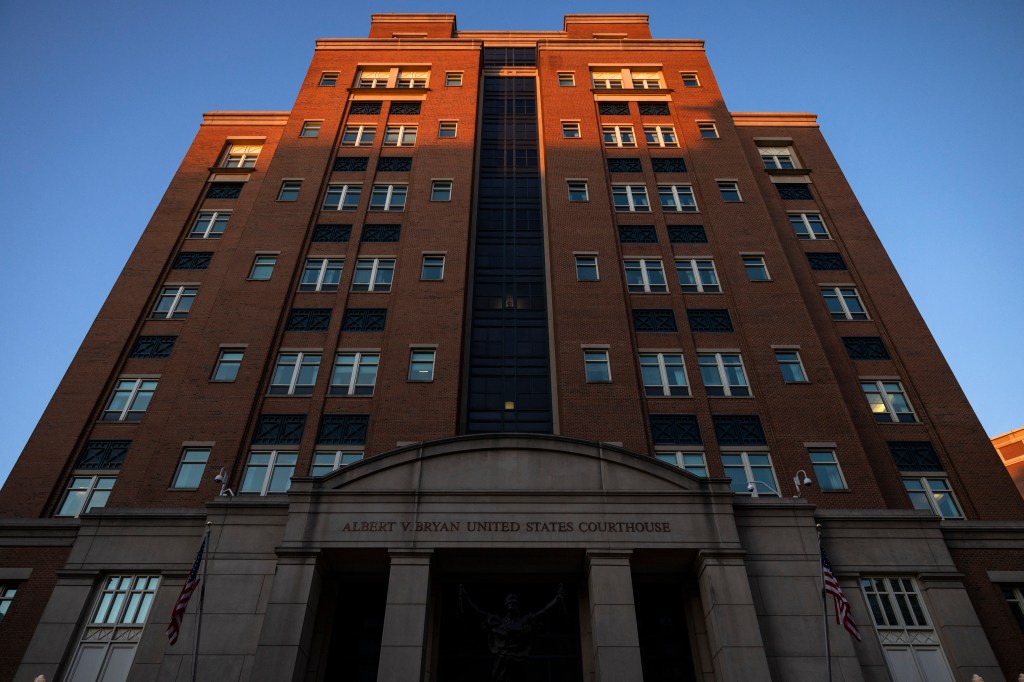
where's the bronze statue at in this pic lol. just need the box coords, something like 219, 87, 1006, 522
458, 584, 566, 682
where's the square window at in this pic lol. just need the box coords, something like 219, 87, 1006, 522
383, 125, 417, 147
675, 258, 721, 293
319, 72, 339, 86
718, 181, 742, 202
341, 125, 376, 146
102, 378, 157, 421
658, 184, 697, 212
698, 353, 749, 397
775, 350, 808, 383
212, 349, 244, 381
584, 349, 611, 383
330, 352, 379, 395
300, 121, 322, 138
630, 70, 662, 89
575, 255, 599, 281
352, 258, 395, 292
56, 475, 116, 517
567, 181, 589, 202
809, 449, 847, 491
822, 286, 868, 320
409, 349, 436, 381
562, 121, 581, 139
438, 121, 458, 138
369, 184, 407, 211
397, 69, 429, 88
172, 448, 210, 490
221, 143, 262, 169
697, 122, 718, 139
358, 69, 391, 88
558, 72, 575, 87
323, 183, 361, 211
249, 255, 277, 281
680, 72, 700, 87
789, 212, 830, 240
278, 180, 302, 201
624, 259, 668, 293
299, 258, 344, 292
270, 352, 321, 396
591, 70, 624, 89
189, 211, 230, 239
240, 451, 297, 495
723, 451, 778, 496
445, 72, 463, 86
640, 353, 689, 396
643, 125, 678, 147
612, 184, 651, 212
311, 450, 364, 476
759, 146, 798, 170
602, 125, 636, 147
903, 477, 963, 518
742, 256, 770, 281
861, 380, 917, 423
431, 180, 453, 201
421, 255, 445, 280
657, 450, 707, 476
152, 285, 197, 319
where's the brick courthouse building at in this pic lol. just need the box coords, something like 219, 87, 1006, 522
1, 13, 1022, 682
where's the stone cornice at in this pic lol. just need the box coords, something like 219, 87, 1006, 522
731, 112, 819, 127
202, 111, 290, 126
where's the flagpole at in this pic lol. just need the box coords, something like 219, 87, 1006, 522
817, 523, 833, 682
190, 523, 212, 682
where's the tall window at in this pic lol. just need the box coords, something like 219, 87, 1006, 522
270, 352, 321, 395
698, 353, 749, 396
299, 258, 344, 292
172, 448, 210, 490
383, 125, 418, 146
323, 184, 361, 211
341, 125, 376, 146
584, 349, 611, 383
1004, 587, 1024, 631
789, 212, 829, 239
330, 352, 379, 395
640, 353, 689, 396
722, 451, 778, 495
240, 451, 297, 494
658, 184, 697, 212
643, 125, 678, 147
808, 449, 846, 490
602, 125, 636, 147
189, 211, 229, 239
861, 380, 916, 423
612, 185, 650, 212
575, 255, 599, 281
352, 258, 395, 292
56, 476, 116, 517
624, 259, 668, 293
102, 378, 158, 421
311, 450, 364, 476
904, 477, 963, 518
0, 585, 15, 623
822, 286, 868, 320
152, 285, 197, 319
369, 184, 407, 211
675, 258, 720, 293
409, 349, 436, 381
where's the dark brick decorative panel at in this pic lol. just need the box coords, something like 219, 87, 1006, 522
651, 157, 687, 173
312, 224, 352, 242
713, 416, 766, 446
342, 308, 387, 332
252, 415, 306, 445
172, 252, 212, 270
806, 252, 848, 271
129, 335, 176, 359
633, 309, 677, 333
389, 102, 421, 115
688, 309, 733, 333
285, 308, 332, 332
76, 440, 131, 470
638, 102, 670, 116
333, 157, 369, 172
377, 157, 413, 172
650, 415, 702, 445
618, 225, 658, 243
776, 184, 813, 200
598, 102, 630, 116
350, 102, 382, 115
608, 158, 642, 173
361, 224, 401, 242
206, 182, 243, 199
843, 336, 890, 360
317, 414, 370, 445
888, 441, 942, 472
667, 225, 708, 243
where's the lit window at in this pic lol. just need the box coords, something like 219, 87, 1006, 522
861, 380, 916, 423
630, 70, 662, 89
102, 378, 157, 421
300, 121, 322, 138
299, 258, 344, 292
341, 125, 376, 146
591, 70, 624, 89
240, 451, 297, 494
438, 121, 458, 138
270, 352, 321, 396
396, 70, 429, 88
189, 211, 229, 239
723, 451, 778, 495
56, 476, 116, 517
357, 69, 390, 88
624, 258, 668, 293
431, 180, 453, 201
575, 255, 599, 281
352, 258, 395, 292
675, 258, 720, 293
742, 255, 770, 281
808, 449, 846, 490
562, 121, 581, 139
278, 180, 302, 201
602, 125, 636, 147
718, 181, 742, 202
212, 349, 244, 381
445, 71, 463, 86
369, 184, 407, 211
421, 255, 445, 280
567, 181, 589, 202
640, 353, 689, 396
658, 184, 697, 212
172, 448, 210, 490
612, 184, 651, 212
0, 585, 15, 623
789, 212, 830, 240
221, 143, 261, 169
680, 72, 700, 87
383, 125, 417, 146
698, 353, 749, 397
657, 450, 707, 476
311, 450, 364, 476
409, 349, 436, 381
319, 72, 339, 86
584, 349, 611, 383
822, 286, 868, 320
558, 72, 575, 87
759, 146, 797, 169
775, 350, 808, 383
323, 183, 361, 211
643, 125, 678, 147
249, 255, 277, 280
697, 122, 719, 139
330, 352, 379, 395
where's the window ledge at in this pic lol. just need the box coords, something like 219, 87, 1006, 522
348, 87, 432, 95
591, 88, 675, 95
208, 167, 255, 175
765, 167, 812, 176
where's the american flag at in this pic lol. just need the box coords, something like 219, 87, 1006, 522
820, 545, 862, 641
166, 534, 207, 646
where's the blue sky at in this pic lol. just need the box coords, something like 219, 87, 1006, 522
1, 0, 1022, 487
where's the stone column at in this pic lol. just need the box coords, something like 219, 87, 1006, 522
251, 551, 322, 682
586, 549, 644, 682
377, 549, 433, 681
695, 550, 771, 682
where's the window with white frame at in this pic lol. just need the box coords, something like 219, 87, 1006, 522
55, 475, 116, 517
698, 353, 749, 396
240, 451, 297, 494
567, 180, 589, 202
742, 255, 770, 281
602, 125, 636, 147
643, 125, 678, 147
396, 69, 429, 88
299, 258, 344, 292
903, 477, 962, 518
591, 70, 623, 89
212, 348, 244, 381
612, 184, 650, 212
421, 254, 445, 280
640, 352, 689, 396
445, 71, 463, 86
584, 349, 611, 383
717, 181, 742, 202
299, 121, 321, 138
789, 212, 830, 240
861, 380, 916, 423
270, 352, 320, 396
680, 72, 700, 87
575, 255, 599, 281
697, 122, 719, 139
658, 184, 697, 212
172, 448, 210, 490
249, 255, 277, 281
409, 349, 436, 381
722, 451, 778, 495
630, 70, 662, 89
323, 183, 361, 211
311, 450, 364, 476
431, 180, 453, 201
657, 450, 708, 476
438, 121, 458, 138
369, 184, 407, 211
357, 69, 390, 88
675, 258, 720, 293
278, 180, 302, 200
759, 146, 797, 170
822, 286, 868, 320
562, 121, 581, 139
775, 349, 808, 383
352, 258, 395, 292
558, 72, 575, 87
102, 378, 157, 421
152, 285, 197, 319
624, 258, 668, 293
0, 584, 15, 623
189, 211, 230, 239
808, 449, 846, 490
383, 125, 417, 146
221, 143, 262, 168
1004, 586, 1024, 630
341, 125, 376, 146
330, 352, 379, 395
319, 72, 339, 86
